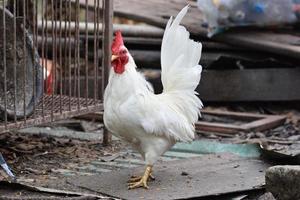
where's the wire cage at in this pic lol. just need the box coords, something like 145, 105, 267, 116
0, 0, 113, 141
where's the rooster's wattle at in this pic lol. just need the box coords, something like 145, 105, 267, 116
104, 6, 203, 189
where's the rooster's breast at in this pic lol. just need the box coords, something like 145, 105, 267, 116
104, 94, 144, 143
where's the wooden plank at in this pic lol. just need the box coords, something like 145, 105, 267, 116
129, 49, 275, 69
145, 68, 300, 101
242, 115, 287, 132
111, 0, 300, 59
113, 0, 207, 36
75, 112, 103, 122
75, 0, 205, 37
77, 110, 286, 135
195, 121, 245, 134
198, 68, 300, 101
196, 111, 286, 134
214, 31, 300, 59
130, 50, 245, 69
202, 110, 265, 120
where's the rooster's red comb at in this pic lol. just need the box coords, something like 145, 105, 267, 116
111, 30, 124, 53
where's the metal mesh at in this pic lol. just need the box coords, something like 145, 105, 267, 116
0, 0, 112, 134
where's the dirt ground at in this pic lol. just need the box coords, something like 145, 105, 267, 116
0, 129, 124, 195
0, 103, 299, 199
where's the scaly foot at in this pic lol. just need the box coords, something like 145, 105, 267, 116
128, 173, 155, 183
128, 165, 153, 189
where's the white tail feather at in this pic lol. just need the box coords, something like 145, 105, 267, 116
160, 5, 203, 135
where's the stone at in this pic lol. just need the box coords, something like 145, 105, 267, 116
266, 165, 300, 200
257, 192, 276, 200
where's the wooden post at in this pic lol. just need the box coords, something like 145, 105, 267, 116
102, 0, 113, 146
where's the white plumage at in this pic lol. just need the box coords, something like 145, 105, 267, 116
104, 5, 203, 188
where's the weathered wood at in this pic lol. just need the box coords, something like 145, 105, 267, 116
111, 0, 300, 59
243, 115, 287, 133
196, 111, 286, 134
129, 49, 282, 69
66, 68, 300, 102
214, 31, 300, 60
198, 68, 300, 101
130, 50, 222, 69
124, 37, 162, 47
196, 121, 245, 134
76, 110, 286, 135
125, 39, 246, 53
114, 0, 206, 36
144, 68, 300, 101
75, 112, 103, 122
201, 110, 265, 120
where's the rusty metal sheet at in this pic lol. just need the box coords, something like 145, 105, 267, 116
67, 154, 269, 200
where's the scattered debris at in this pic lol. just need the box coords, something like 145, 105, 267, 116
0, 181, 116, 200
242, 192, 276, 200
18, 127, 102, 141
0, 152, 15, 181
180, 171, 189, 176
99, 152, 127, 162
197, 110, 286, 134
0, 130, 123, 192
261, 144, 300, 165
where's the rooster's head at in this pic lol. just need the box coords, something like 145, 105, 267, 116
111, 30, 129, 74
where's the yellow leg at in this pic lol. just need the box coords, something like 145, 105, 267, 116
128, 165, 153, 189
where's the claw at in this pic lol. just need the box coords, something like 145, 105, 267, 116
128, 173, 155, 183
128, 176, 142, 183
127, 165, 153, 190
149, 173, 155, 181
128, 178, 149, 189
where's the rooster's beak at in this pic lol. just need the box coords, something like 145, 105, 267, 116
111, 55, 119, 61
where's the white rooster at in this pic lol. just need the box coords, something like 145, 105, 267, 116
104, 6, 203, 189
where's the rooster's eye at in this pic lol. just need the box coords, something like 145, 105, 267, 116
121, 50, 127, 54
